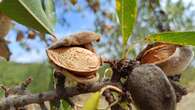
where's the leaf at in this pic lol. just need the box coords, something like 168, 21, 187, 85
70, 0, 78, 5
104, 68, 113, 78
61, 100, 72, 110
28, 31, 36, 39
0, 39, 11, 60
116, 0, 137, 47
90, 0, 100, 13
116, 0, 121, 22
82, 91, 101, 110
16, 31, 24, 41
119, 101, 130, 110
0, 12, 11, 38
0, 0, 54, 35
43, 0, 56, 26
146, 31, 195, 46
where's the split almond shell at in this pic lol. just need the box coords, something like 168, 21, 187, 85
140, 43, 176, 64
47, 47, 100, 76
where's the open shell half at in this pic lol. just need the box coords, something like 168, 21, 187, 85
47, 47, 101, 83
138, 43, 193, 76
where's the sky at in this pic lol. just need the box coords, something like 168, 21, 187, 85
7, 0, 104, 63
6, 0, 116, 63
5, 0, 195, 63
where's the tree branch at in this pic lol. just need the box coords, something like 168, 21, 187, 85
0, 82, 119, 110
169, 80, 187, 102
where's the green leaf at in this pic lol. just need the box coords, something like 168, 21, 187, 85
116, 0, 137, 48
82, 92, 101, 110
43, 0, 56, 26
119, 101, 129, 110
0, 0, 54, 35
61, 100, 72, 110
146, 31, 195, 46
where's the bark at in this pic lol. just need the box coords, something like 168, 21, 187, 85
0, 82, 118, 110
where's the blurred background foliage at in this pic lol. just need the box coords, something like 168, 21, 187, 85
0, 0, 195, 109
0, 61, 52, 97
2, 0, 195, 61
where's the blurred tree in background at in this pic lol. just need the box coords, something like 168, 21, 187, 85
0, 0, 195, 107
1, 0, 195, 61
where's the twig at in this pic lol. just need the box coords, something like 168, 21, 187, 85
103, 59, 137, 110
0, 85, 8, 92
169, 80, 187, 102
39, 102, 48, 110
1, 77, 32, 97
149, 0, 170, 32
0, 85, 8, 97
0, 82, 119, 110
54, 71, 74, 106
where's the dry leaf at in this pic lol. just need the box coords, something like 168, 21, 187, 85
0, 12, 11, 38
16, 31, 24, 41
0, 39, 11, 60
39, 32, 46, 41
28, 31, 36, 39
70, 0, 77, 5
91, 0, 100, 12
102, 11, 113, 19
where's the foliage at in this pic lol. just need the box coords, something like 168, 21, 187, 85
0, 0, 195, 110
165, 0, 195, 31
146, 32, 195, 46
0, 0, 194, 59
82, 91, 101, 110
43, 0, 56, 27
0, 0, 55, 35
0, 61, 52, 97
181, 66, 195, 86
0, 39, 10, 60
61, 100, 72, 110
116, 0, 137, 58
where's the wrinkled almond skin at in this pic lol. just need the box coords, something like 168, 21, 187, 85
47, 47, 100, 77
127, 64, 176, 110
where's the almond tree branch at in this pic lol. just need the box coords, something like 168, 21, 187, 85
0, 82, 119, 110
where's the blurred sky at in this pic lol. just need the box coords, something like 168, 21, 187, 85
7, 0, 114, 63
5, 0, 195, 63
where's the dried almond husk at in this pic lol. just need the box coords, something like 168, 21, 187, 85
138, 43, 193, 76
140, 43, 176, 64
